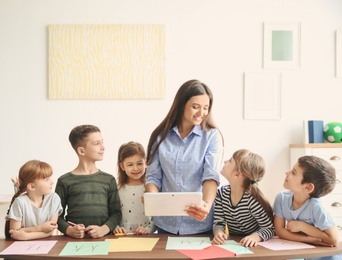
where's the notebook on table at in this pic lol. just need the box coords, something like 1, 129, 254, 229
144, 192, 202, 216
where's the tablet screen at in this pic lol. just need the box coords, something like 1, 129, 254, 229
144, 192, 202, 216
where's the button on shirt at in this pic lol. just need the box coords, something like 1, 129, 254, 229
146, 125, 222, 235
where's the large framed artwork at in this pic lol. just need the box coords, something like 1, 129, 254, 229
48, 24, 166, 99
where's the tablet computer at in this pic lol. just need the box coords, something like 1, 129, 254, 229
144, 192, 202, 216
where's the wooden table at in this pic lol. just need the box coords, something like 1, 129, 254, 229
0, 234, 341, 259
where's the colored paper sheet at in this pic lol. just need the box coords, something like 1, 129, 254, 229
259, 237, 315, 250
166, 236, 212, 250
59, 241, 110, 256
217, 240, 254, 255
0, 240, 57, 255
178, 245, 235, 260
105, 237, 159, 252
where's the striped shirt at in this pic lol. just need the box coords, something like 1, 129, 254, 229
55, 171, 121, 234
213, 185, 274, 241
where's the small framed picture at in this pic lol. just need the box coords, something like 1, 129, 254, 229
336, 30, 342, 78
263, 22, 301, 69
244, 72, 281, 120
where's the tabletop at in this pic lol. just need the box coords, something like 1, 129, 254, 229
0, 234, 341, 260
0, 194, 12, 205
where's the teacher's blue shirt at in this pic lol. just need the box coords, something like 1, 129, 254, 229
146, 125, 222, 235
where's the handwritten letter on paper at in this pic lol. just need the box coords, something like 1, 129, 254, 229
59, 241, 110, 256
259, 237, 315, 250
0, 241, 57, 255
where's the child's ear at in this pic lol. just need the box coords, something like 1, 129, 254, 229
235, 171, 242, 178
119, 162, 125, 171
77, 147, 85, 156
27, 183, 35, 191
304, 183, 315, 194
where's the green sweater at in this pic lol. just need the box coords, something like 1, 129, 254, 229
55, 171, 121, 234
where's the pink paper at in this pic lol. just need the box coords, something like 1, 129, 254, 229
0, 240, 58, 255
259, 238, 315, 251
178, 245, 235, 260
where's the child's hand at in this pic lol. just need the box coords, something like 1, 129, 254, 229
134, 226, 148, 235
40, 221, 58, 233
240, 233, 261, 247
286, 220, 303, 233
66, 224, 85, 239
303, 235, 334, 247
212, 230, 227, 245
113, 226, 127, 235
86, 225, 109, 238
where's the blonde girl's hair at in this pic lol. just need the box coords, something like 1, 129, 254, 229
232, 149, 274, 222
117, 141, 146, 189
5, 160, 53, 239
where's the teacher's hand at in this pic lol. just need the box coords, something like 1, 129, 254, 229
185, 201, 210, 221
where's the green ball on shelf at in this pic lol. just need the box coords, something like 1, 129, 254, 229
324, 122, 342, 143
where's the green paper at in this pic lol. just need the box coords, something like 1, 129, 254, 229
59, 241, 110, 256
218, 240, 254, 255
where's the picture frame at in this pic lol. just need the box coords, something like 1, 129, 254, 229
48, 24, 166, 99
244, 72, 281, 120
336, 30, 342, 78
263, 22, 301, 69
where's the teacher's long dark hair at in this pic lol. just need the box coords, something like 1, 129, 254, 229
147, 79, 220, 165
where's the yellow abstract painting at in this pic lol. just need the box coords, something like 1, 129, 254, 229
48, 24, 166, 99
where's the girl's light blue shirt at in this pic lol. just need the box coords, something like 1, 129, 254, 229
146, 125, 222, 235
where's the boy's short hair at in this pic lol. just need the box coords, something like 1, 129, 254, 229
299, 155, 336, 198
69, 125, 100, 151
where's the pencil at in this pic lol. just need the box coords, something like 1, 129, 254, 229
67, 221, 78, 226
115, 232, 134, 236
225, 224, 229, 235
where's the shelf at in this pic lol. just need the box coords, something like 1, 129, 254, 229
289, 144, 342, 148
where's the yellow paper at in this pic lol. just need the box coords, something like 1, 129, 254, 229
105, 237, 159, 252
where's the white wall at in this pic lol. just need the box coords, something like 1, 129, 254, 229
0, 0, 342, 231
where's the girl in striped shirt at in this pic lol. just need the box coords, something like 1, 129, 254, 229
212, 149, 274, 247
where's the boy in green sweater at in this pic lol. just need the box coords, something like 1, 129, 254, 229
55, 124, 121, 238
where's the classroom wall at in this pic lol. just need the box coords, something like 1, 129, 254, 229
0, 0, 342, 237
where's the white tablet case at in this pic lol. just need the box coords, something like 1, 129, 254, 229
144, 192, 202, 216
